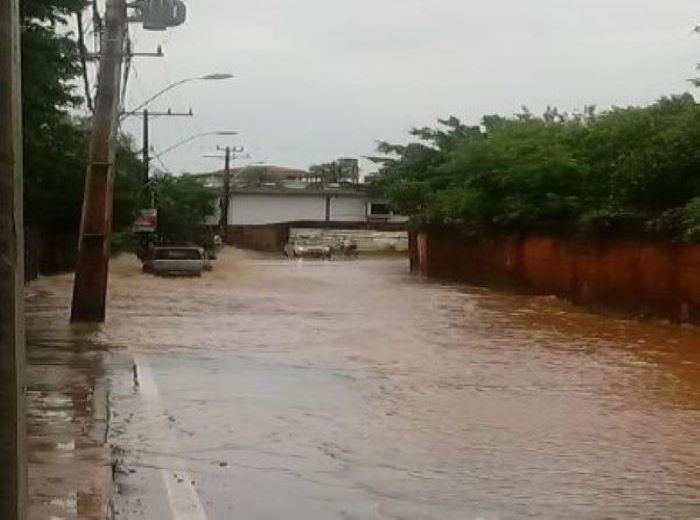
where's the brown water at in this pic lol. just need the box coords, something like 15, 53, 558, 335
28, 250, 700, 518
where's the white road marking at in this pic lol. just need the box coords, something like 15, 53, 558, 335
134, 354, 209, 520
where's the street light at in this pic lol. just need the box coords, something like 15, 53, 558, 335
154, 130, 238, 159
120, 73, 234, 121
200, 73, 234, 80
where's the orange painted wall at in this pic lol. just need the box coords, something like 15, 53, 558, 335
411, 229, 700, 324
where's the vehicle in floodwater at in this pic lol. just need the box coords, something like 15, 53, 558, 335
285, 240, 332, 259
284, 238, 359, 260
143, 246, 205, 277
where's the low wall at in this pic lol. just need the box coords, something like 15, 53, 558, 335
228, 221, 409, 253
411, 229, 700, 324
290, 228, 408, 252
24, 229, 77, 283
227, 224, 289, 252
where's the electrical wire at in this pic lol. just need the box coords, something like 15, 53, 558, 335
152, 151, 173, 174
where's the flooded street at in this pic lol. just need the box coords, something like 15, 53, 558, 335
27, 250, 700, 519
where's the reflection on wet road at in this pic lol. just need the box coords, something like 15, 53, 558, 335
33, 250, 700, 518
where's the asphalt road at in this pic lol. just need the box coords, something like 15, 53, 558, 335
98, 250, 700, 519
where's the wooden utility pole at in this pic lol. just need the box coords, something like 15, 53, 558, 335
0, 0, 27, 516
71, 0, 126, 322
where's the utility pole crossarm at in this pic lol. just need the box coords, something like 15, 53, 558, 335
122, 108, 194, 117
138, 108, 194, 202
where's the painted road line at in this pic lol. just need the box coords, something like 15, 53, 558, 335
134, 354, 208, 520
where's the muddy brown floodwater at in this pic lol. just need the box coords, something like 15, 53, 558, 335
28, 250, 700, 519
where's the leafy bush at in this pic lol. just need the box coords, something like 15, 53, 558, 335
152, 175, 218, 245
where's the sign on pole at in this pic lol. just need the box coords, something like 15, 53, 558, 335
133, 208, 158, 233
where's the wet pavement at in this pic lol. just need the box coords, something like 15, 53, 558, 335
27, 249, 700, 519
26, 283, 112, 519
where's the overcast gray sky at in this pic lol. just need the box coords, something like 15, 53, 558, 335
119, 0, 699, 175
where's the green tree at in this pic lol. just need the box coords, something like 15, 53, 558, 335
376, 96, 700, 241
21, 0, 145, 241
21, 0, 85, 233
309, 159, 360, 185
151, 175, 218, 245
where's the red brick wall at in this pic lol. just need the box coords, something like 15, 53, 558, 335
411, 229, 700, 323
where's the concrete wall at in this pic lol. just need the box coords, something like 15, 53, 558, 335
411, 229, 700, 324
330, 197, 366, 222
227, 192, 408, 226
290, 228, 408, 252
227, 221, 410, 253
230, 194, 327, 225
227, 223, 289, 252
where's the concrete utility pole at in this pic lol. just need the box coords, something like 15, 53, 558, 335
209, 145, 245, 240
221, 146, 231, 239
71, 0, 187, 322
142, 108, 149, 184
0, 0, 27, 516
125, 107, 193, 186
71, 0, 127, 322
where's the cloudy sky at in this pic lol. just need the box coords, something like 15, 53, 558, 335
118, 0, 699, 175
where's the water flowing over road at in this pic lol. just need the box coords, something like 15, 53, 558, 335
27, 250, 700, 519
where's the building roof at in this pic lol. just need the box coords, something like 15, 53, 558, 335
230, 187, 369, 198
193, 165, 309, 181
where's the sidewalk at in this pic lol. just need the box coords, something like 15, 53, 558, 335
25, 282, 114, 519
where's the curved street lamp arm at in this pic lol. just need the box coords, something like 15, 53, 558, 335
154, 130, 238, 159
154, 131, 216, 159
120, 77, 195, 122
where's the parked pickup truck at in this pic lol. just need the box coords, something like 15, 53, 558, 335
143, 246, 205, 277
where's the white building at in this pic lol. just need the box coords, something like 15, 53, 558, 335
227, 188, 405, 226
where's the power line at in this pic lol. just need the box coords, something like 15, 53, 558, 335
152, 150, 173, 174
